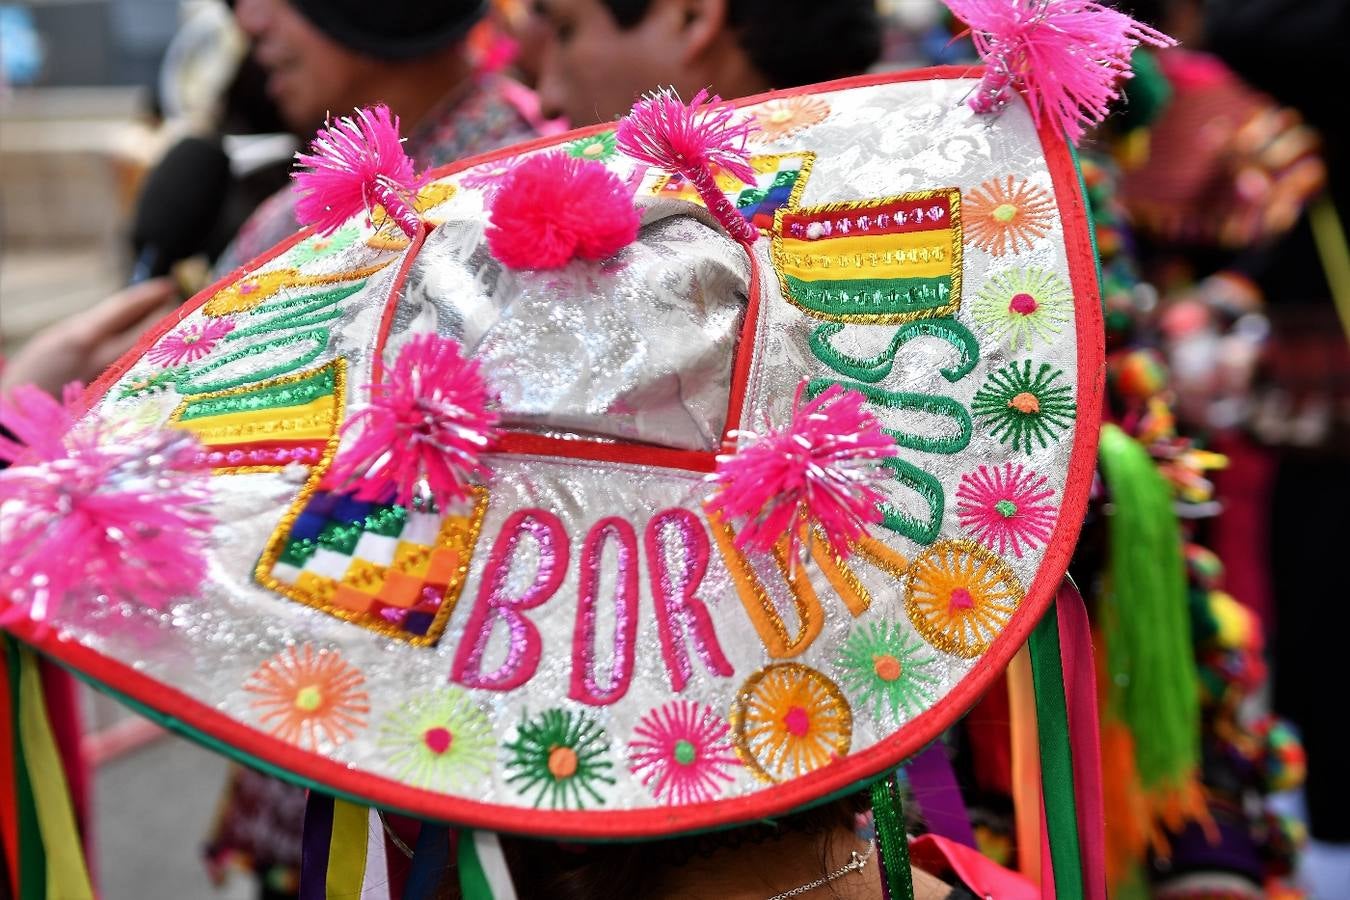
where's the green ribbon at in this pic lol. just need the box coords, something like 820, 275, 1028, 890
871, 772, 914, 900
1029, 603, 1085, 899
4, 636, 44, 900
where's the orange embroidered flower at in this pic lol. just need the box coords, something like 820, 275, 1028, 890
964, 176, 1056, 257
730, 663, 851, 782
753, 97, 831, 142
245, 644, 370, 748
905, 539, 1025, 658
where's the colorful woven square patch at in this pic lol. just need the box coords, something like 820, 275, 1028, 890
257, 487, 488, 646
771, 189, 963, 323
651, 153, 814, 233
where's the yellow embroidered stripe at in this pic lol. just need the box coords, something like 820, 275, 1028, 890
174, 394, 337, 445
776, 230, 954, 281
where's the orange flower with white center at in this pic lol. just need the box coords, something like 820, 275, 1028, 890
753, 97, 831, 142
245, 644, 370, 749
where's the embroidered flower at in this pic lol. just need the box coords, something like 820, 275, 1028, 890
459, 154, 524, 197
565, 130, 617, 162
377, 688, 493, 789
147, 319, 235, 368
119, 368, 180, 399
289, 224, 360, 266
629, 701, 740, 805
904, 540, 1024, 658
972, 361, 1077, 453
752, 97, 831, 142
956, 463, 1057, 558
203, 268, 299, 316
244, 644, 370, 749
730, 663, 852, 782
503, 708, 615, 808
972, 268, 1073, 352
964, 176, 1055, 256
835, 620, 941, 724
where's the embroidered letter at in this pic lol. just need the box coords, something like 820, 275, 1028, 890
452, 509, 568, 691
645, 509, 733, 692
569, 517, 640, 706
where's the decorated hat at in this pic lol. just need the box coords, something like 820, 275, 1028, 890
0, 4, 1173, 896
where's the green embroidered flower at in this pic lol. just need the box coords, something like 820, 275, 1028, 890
835, 620, 940, 724
377, 688, 493, 789
289, 224, 360, 266
972, 360, 1077, 453
503, 708, 614, 808
119, 368, 181, 398
565, 131, 617, 162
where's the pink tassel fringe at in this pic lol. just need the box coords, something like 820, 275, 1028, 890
617, 88, 759, 245
707, 383, 898, 559
486, 151, 641, 270
948, 0, 1175, 144
326, 334, 498, 511
0, 383, 214, 625
293, 105, 423, 237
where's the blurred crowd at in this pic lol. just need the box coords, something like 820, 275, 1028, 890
1, 0, 1348, 897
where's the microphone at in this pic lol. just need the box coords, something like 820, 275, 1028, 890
130, 136, 233, 282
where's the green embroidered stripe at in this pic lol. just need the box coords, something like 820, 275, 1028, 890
175, 330, 328, 396
783, 274, 952, 317
176, 365, 337, 420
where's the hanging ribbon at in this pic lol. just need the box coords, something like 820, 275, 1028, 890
457, 829, 517, 900
1, 639, 20, 898
871, 771, 915, 900
905, 742, 976, 848
299, 792, 334, 900
299, 793, 392, 899
1007, 644, 1042, 884
1058, 579, 1106, 899
1029, 596, 1085, 899
0, 636, 94, 900
404, 821, 451, 900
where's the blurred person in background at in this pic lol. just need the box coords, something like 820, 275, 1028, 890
527, 0, 882, 126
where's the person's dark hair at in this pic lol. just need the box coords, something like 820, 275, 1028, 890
499, 791, 871, 899
600, 0, 882, 87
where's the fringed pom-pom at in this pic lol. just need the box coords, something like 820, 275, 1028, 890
948, 0, 1175, 144
0, 383, 213, 625
486, 151, 641, 270
707, 383, 898, 559
616, 87, 759, 244
326, 334, 498, 511
293, 105, 423, 237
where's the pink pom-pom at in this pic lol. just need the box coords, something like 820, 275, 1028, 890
0, 383, 214, 625
326, 334, 498, 511
486, 151, 640, 270
616, 87, 759, 245
706, 383, 898, 559
293, 105, 423, 237
948, 0, 1175, 144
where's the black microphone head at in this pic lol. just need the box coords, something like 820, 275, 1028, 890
131, 136, 233, 278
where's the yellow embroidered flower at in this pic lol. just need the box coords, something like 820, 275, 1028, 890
731, 663, 851, 782
905, 539, 1025, 658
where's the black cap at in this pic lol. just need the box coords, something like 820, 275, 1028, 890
286, 0, 489, 61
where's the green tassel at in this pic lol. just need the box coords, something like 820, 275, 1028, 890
1098, 424, 1200, 792
871, 772, 914, 900
1117, 48, 1173, 132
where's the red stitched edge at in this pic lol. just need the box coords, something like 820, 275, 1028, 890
14, 65, 1104, 839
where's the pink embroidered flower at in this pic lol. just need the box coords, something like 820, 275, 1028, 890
459, 154, 524, 197
955, 463, 1057, 558
147, 319, 235, 368
629, 700, 740, 805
